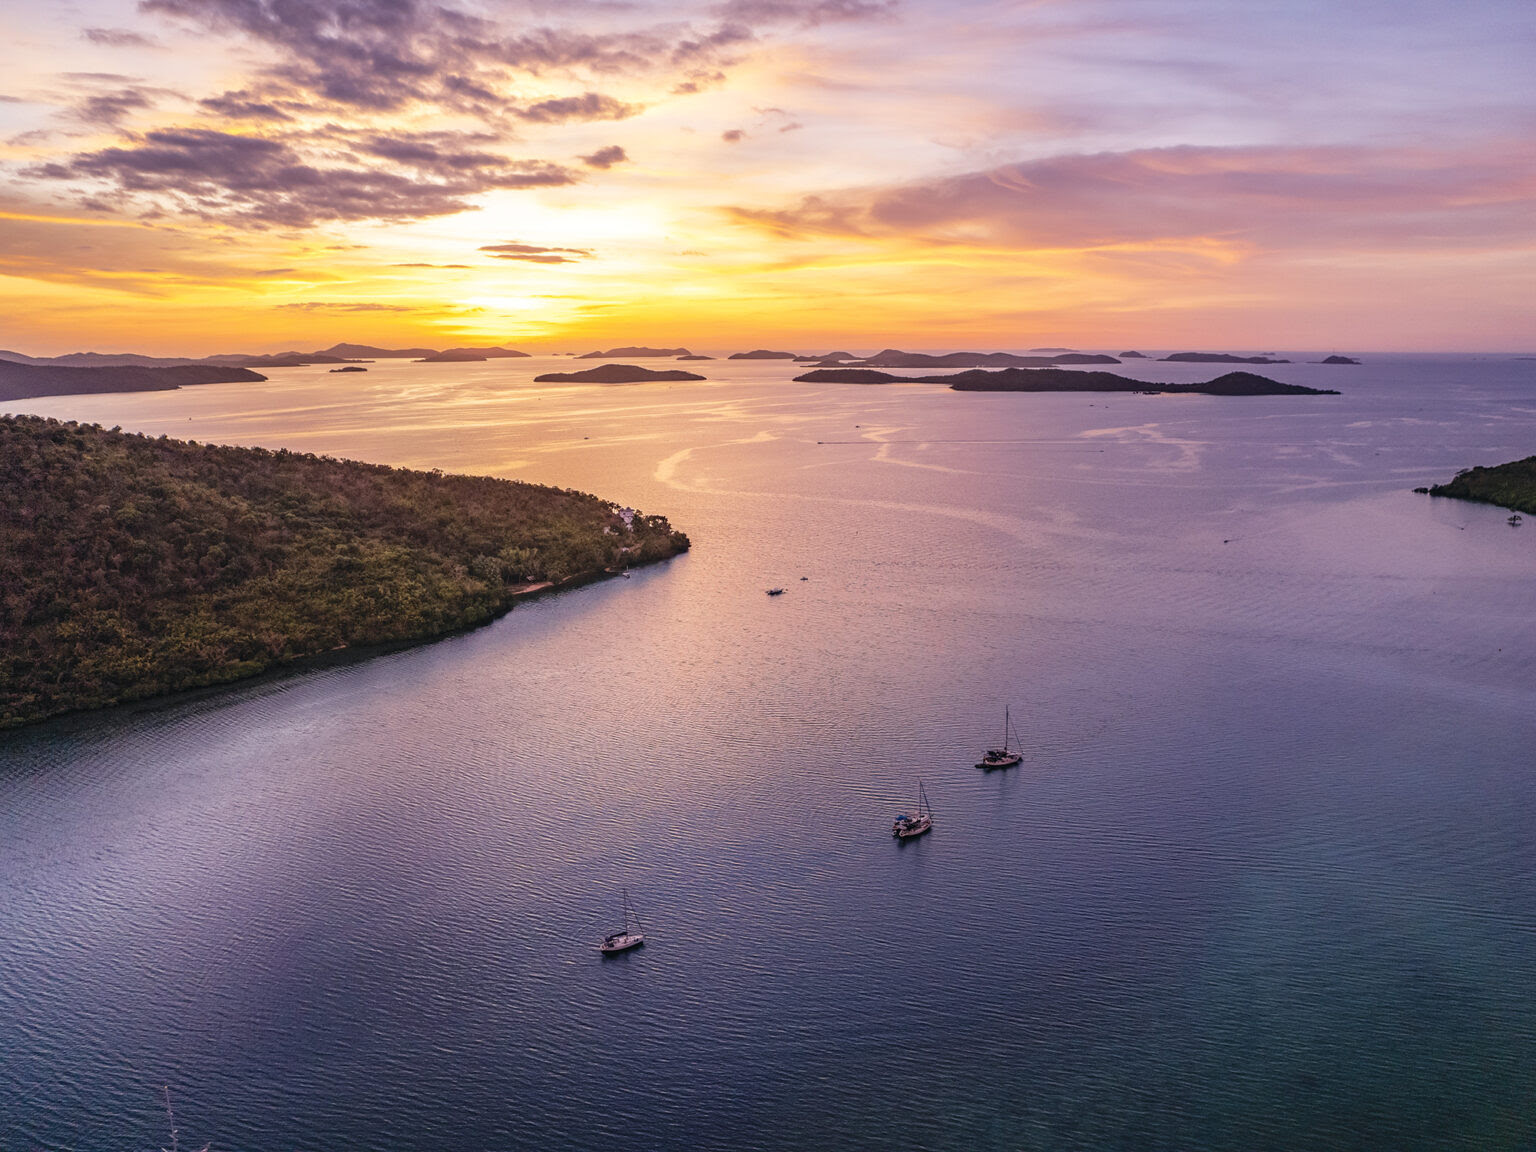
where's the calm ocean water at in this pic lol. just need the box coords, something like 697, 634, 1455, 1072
3, 354, 1535, 1150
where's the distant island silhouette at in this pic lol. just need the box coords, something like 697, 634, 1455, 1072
319, 343, 439, 358
1, 360, 267, 403
808, 349, 1120, 368
1161, 352, 1292, 364
0, 348, 362, 369
729, 350, 799, 360
0, 341, 537, 400
577, 346, 692, 359
534, 364, 707, 383
1314, 355, 1361, 365
441, 347, 530, 358
796, 367, 1338, 395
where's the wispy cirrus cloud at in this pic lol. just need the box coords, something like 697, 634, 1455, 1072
727, 142, 1536, 255
479, 242, 594, 264
713, 0, 898, 28
82, 28, 160, 49
273, 301, 415, 311
68, 85, 181, 127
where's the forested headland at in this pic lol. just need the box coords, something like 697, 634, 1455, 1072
1425, 456, 1536, 515
0, 415, 689, 728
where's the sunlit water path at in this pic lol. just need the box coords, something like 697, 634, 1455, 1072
3, 355, 1535, 1149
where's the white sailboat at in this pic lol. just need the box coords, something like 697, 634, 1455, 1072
892, 780, 934, 839
596, 888, 645, 954
976, 706, 1023, 770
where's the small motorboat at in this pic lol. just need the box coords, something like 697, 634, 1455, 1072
597, 889, 645, 954
766, 587, 786, 596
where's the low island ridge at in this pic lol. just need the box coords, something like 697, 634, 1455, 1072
1, 360, 268, 402
795, 366, 1338, 395
577, 346, 692, 358
534, 364, 707, 383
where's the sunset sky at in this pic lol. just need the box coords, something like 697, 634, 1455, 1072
1, 0, 1531, 355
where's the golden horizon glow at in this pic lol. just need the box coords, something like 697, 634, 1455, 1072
1, 0, 1533, 356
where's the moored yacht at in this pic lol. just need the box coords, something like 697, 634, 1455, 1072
597, 889, 645, 954
892, 781, 934, 839
977, 705, 1023, 769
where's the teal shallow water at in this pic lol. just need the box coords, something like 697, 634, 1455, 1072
3, 355, 1535, 1149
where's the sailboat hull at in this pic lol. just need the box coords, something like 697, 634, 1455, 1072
597, 932, 645, 953
977, 752, 1022, 769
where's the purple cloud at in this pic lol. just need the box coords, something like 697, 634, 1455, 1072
580, 145, 628, 168
514, 93, 639, 124
138, 0, 747, 118
82, 28, 160, 48
727, 143, 1536, 254
31, 128, 577, 227
198, 92, 298, 121
70, 87, 161, 126
713, 0, 896, 28
479, 241, 593, 264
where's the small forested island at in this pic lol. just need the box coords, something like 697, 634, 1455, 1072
1421, 456, 1536, 515
1315, 355, 1361, 365
330, 366, 368, 373
729, 350, 799, 359
0, 416, 689, 729
795, 367, 1338, 395
534, 364, 706, 383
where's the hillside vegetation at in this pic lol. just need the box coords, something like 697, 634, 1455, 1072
1427, 456, 1536, 515
0, 415, 688, 728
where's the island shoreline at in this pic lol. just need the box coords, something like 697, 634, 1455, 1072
0, 550, 689, 737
